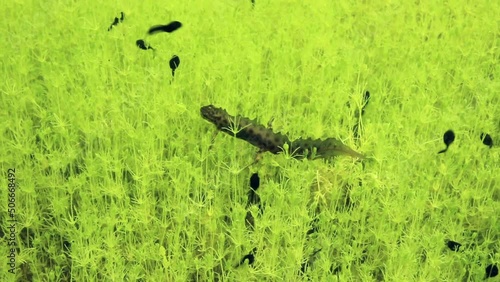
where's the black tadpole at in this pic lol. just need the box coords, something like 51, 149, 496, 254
108, 12, 125, 31
136, 39, 154, 51
353, 90, 371, 140
249, 172, 260, 190
246, 172, 262, 213
236, 248, 257, 267
480, 133, 493, 148
438, 129, 455, 154
446, 240, 461, 252
148, 21, 182, 35
485, 264, 498, 278
108, 17, 119, 31
169, 55, 180, 77
361, 91, 371, 115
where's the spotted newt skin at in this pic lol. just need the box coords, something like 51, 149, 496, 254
200, 105, 364, 160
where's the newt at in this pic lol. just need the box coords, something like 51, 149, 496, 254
200, 105, 364, 160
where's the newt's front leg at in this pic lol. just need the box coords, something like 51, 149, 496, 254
239, 116, 274, 170
267, 117, 275, 130
208, 130, 219, 150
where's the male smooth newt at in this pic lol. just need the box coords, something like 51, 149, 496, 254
200, 105, 364, 160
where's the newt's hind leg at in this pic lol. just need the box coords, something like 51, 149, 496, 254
240, 149, 266, 171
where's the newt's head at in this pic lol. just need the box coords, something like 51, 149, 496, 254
200, 105, 230, 128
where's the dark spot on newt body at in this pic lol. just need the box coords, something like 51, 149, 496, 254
267, 139, 274, 147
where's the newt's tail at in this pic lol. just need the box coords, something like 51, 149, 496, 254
319, 138, 365, 159
287, 137, 364, 160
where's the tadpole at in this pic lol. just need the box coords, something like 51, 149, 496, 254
480, 133, 493, 148
438, 130, 455, 154
148, 21, 182, 35
169, 55, 180, 77
446, 240, 461, 252
136, 39, 154, 51
108, 12, 125, 31
485, 264, 498, 278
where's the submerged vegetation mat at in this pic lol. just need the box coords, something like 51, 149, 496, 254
0, 0, 499, 281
